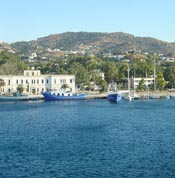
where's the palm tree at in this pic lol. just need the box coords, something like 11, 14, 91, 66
61, 84, 69, 90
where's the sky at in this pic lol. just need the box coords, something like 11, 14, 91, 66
1, 0, 175, 43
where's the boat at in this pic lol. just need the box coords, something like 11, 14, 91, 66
123, 65, 134, 101
107, 82, 122, 103
0, 92, 29, 101
107, 92, 122, 103
41, 90, 88, 101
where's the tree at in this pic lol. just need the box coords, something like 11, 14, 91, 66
98, 79, 108, 92
68, 62, 89, 87
0, 78, 5, 94
16, 84, 24, 94
61, 84, 69, 90
137, 78, 146, 91
102, 61, 118, 83
163, 63, 175, 88
156, 74, 166, 91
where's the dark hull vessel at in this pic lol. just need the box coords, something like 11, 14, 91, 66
107, 93, 122, 103
41, 91, 88, 101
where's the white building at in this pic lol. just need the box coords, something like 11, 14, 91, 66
0, 70, 75, 95
131, 77, 154, 89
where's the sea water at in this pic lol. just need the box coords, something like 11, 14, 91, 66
0, 99, 175, 178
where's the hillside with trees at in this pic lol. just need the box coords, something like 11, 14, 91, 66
10, 32, 175, 57
1, 32, 175, 92
0, 51, 27, 75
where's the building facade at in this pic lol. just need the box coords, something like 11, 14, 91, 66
131, 77, 154, 89
0, 70, 75, 94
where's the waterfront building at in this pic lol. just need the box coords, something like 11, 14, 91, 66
131, 77, 154, 89
0, 70, 75, 95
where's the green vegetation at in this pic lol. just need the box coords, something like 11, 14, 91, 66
0, 78, 5, 94
30, 53, 174, 92
16, 84, 24, 94
11, 32, 175, 56
137, 78, 146, 91
1, 50, 175, 92
0, 51, 27, 75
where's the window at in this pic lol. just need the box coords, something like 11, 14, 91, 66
16, 80, 18, 84
54, 79, 56, 84
70, 79, 73, 83
42, 80, 44, 84
8, 80, 10, 85
21, 80, 23, 84
46, 79, 49, 84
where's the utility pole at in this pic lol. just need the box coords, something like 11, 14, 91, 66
153, 53, 156, 92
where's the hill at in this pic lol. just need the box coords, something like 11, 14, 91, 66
10, 32, 175, 57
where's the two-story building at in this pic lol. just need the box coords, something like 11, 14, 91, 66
0, 70, 75, 95
131, 77, 154, 89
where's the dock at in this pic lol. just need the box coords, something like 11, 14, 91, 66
87, 93, 107, 99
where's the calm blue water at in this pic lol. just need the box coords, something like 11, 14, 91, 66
0, 99, 175, 178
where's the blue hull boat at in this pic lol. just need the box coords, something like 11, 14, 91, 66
41, 91, 88, 101
107, 93, 122, 103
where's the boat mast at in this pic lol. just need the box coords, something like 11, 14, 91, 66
153, 53, 156, 92
127, 64, 130, 92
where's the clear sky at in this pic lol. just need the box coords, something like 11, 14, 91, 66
1, 0, 175, 43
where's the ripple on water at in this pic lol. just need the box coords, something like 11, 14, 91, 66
0, 99, 175, 177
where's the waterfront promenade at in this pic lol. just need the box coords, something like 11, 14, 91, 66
85, 90, 175, 100
1, 90, 173, 101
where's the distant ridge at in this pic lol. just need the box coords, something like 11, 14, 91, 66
10, 32, 175, 56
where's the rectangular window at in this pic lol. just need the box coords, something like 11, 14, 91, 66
42, 80, 44, 84
16, 80, 18, 84
8, 80, 10, 85
60, 79, 66, 84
